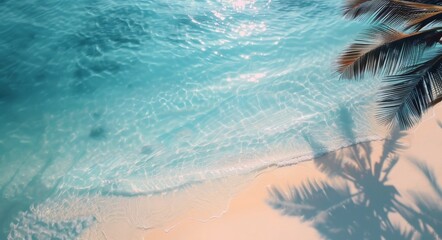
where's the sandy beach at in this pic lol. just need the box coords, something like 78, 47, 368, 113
144, 105, 442, 240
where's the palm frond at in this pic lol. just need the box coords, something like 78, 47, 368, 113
344, 0, 388, 19
345, 0, 442, 30
337, 26, 442, 80
344, 0, 442, 13
413, 0, 442, 4
376, 51, 442, 129
267, 179, 353, 221
430, 94, 442, 106
406, 12, 442, 31
389, 1, 442, 31
344, 0, 371, 11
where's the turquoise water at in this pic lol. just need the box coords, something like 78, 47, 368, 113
1, 0, 381, 238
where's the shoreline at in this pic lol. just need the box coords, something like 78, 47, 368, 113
144, 105, 442, 240
124, 134, 387, 197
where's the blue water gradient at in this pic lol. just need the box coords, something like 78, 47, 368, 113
1, 0, 381, 238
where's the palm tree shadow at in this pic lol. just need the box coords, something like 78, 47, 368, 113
268, 107, 441, 239
403, 159, 442, 238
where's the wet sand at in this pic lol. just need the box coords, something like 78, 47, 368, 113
144, 105, 442, 240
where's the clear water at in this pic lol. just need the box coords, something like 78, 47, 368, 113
0, 0, 381, 238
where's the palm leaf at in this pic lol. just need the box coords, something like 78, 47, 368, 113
267, 179, 353, 221
344, 0, 371, 12
337, 26, 442, 80
344, 0, 442, 23
376, 51, 442, 128
414, 0, 442, 4
381, 0, 442, 31
406, 11, 442, 31
345, 0, 442, 29
430, 94, 442, 106
344, 0, 390, 19
386, 1, 442, 30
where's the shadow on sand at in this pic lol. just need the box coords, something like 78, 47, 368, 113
268, 107, 442, 239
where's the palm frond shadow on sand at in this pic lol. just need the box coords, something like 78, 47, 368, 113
267, 108, 442, 240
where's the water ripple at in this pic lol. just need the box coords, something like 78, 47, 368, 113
0, 0, 380, 238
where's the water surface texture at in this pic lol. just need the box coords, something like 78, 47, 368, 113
1, 0, 380, 238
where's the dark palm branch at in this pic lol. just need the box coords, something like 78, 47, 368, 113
430, 93, 442, 105
339, 0, 442, 128
376, 51, 442, 128
406, 11, 442, 31
337, 26, 442, 80
344, 0, 442, 31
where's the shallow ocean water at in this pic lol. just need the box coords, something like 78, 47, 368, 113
0, 0, 381, 238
